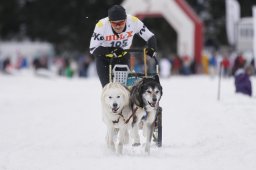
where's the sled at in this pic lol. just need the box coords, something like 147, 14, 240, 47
109, 48, 163, 147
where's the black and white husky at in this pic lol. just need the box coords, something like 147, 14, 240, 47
101, 82, 132, 154
130, 75, 163, 153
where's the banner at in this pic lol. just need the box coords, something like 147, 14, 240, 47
253, 6, 256, 68
225, 0, 240, 46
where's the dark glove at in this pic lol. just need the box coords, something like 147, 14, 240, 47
146, 48, 156, 58
105, 47, 127, 58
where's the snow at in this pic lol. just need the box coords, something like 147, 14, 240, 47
0, 71, 256, 170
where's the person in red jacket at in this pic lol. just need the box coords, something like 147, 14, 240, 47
221, 56, 230, 76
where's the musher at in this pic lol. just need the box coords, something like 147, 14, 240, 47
89, 4, 157, 87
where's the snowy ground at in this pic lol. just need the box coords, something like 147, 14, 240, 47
0, 71, 256, 170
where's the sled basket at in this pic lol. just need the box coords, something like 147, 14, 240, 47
112, 65, 130, 86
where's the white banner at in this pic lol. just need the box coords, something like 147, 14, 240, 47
225, 0, 240, 45
253, 6, 256, 67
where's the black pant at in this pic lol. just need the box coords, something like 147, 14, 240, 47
95, 55, 130, 87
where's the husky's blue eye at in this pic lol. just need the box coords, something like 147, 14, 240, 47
155, 91, 159, 94
147, 90, 151, 94
109, 96, 112, 99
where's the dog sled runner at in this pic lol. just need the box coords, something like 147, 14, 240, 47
109, 48, 163, 147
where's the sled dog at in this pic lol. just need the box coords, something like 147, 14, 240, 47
101, 82, 132, 154
130, 75, 162, 153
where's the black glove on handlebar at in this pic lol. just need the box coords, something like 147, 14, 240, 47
146, 48, 156, 58
105, 47, 127, 58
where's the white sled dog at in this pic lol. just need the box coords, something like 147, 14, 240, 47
101, 82, 132, 154
130, 75, 162, 154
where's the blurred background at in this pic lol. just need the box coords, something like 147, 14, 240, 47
0, 0, 256, 78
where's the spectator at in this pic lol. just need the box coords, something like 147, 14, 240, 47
181, 55, 191, 75
208, 52, 217, 77
160, 57, 171, 78
201, 53, 209, 74
172, 55, 182, 75
221, 56, 230, 77
32, 58, 40, 70
250, 58, 255, 75
234, 65, 253, 97
2, 57, 12, 74
232, 54, 245, 75
64, 58, 73, 78
78, 54, 91, 77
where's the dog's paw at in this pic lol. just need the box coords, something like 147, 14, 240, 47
123, 130, 129, 144
132, 142, 141, 147
145, 145, 150, 154
117, 143, 123, 154
107, 141, 116, 152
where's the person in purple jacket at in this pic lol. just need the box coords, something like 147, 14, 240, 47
234, 66, 253, 97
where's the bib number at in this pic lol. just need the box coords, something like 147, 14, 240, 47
110, 39, 128, 48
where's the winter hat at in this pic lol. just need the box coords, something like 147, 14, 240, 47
108, 5, 127, 21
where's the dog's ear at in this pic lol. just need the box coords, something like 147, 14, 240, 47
137, 81, 145, 107
130, 82, 144, 108
142, 77, 146, 83
153, 75, 160, 83
137, 89, 144, 107
159, 84, 163, 97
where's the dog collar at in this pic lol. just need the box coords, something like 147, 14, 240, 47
112, 117, 120, 124
112, 112, 124, 124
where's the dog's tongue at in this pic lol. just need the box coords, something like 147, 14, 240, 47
112, 108, 118, 112
149, 101, 157, 107
152, 102, 156, 107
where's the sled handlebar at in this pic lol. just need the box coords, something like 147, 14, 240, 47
127, 48, 159, 68
109, 48, 159, 82
125, 49, 144, 53
125, 48, 159, 64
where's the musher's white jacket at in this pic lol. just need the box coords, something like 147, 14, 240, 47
89, 15, 155, 55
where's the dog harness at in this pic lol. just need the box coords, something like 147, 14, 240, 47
112, 113, 123, 124
112, 107, 138, 124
